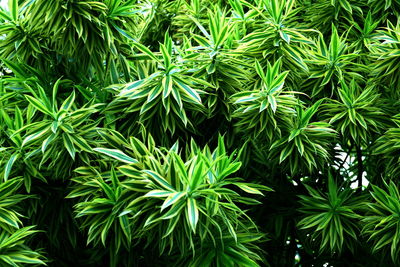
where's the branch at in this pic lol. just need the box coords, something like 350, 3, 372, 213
356, 145, 363, 192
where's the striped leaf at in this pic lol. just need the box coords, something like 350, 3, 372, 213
0, 208, 20, 228
60, 91, 76, 112
235, 183, 265, 196
62, 133, 76, 160
4, 153, 19, 181
187, 198, 199, 233
161, 192, 186, 211
25, 95, 52, 116
9, 0, 18, 21
22, 126, 51, 147
145, 190, 173, 198
94, 148, 138, 164
143, 170, 175, 191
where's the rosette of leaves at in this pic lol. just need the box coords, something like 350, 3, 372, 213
106, 34, 211, 137
0, 0, 48, 63
101, 0, 141, 83
0, 104, 46, 191
102, 0, 139, 50
231, 59, 297, 140
22, 0, 139, 77
0, 227, 46, 266
68, 132, 271, 265
368, 21, 400, 97
305, 25, 367, 97
25, 0, 108, 69
362, 181, 400, 263
69, 129, 175, 258
0, 69, 53, 189
302, 0, 362, 34
68, 164, 137, 264
323, 80, 385, 145
0, 178, 46, 266
298, 175, 363, 254
228, 0, 259, 37
0, 178, 30, 231
11, 79, 102, 179
187, 7, 252, 120
136, 0, 180, 49
122, 135, 271, 258
238, 0, 313, 74
373, 114, 400, 177
367, 0, 400, 20
347, 12, 379, 54
171, 0, 210, 41
269, 100, 336, 174
66, 130, 148, 266
180, 225, 265, 267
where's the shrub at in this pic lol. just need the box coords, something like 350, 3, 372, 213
1, 0, 400, 266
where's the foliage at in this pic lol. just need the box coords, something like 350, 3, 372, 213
363, 182, 400, 263
323, 80, 385, 145
298, 175, 363, 253
0, 0, 400, 266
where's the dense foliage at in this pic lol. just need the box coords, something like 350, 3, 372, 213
1, 0, 400, 266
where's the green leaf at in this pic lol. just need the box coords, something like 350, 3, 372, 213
162, 75, 173, 98
161, 192, 186, 211
63, 133, 76, 159
0, 208, 20, 228
0, 10, 12, 21
22, 126, 51, 147
9, 0, 18, 21
145, 190, 173, 198
279, 143, 294, 163
268, 95, 277, 113
254, 60, 265, 79
8, 254, 45, 265
280, 30, 290, 43
0, 226, 37, 248
174, 78, 202, 104
132, 41, 159, 62
14, 106, 23, 129
119, 215, 131, 241
4, 153, 19, 181
144, 170, 175, 191
235, 183, 265, 195
93, 148, 138, 164
25, 95, 53, 117
60, 91, 76, 112
338, 0, 352, 13
189, 157, 204, 190
111, 21, 137, 41
187, 198, 199, 233
69, 134, 93, 152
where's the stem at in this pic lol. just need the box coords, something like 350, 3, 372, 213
338, 143, 353, 171
356, 145, 363, 192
